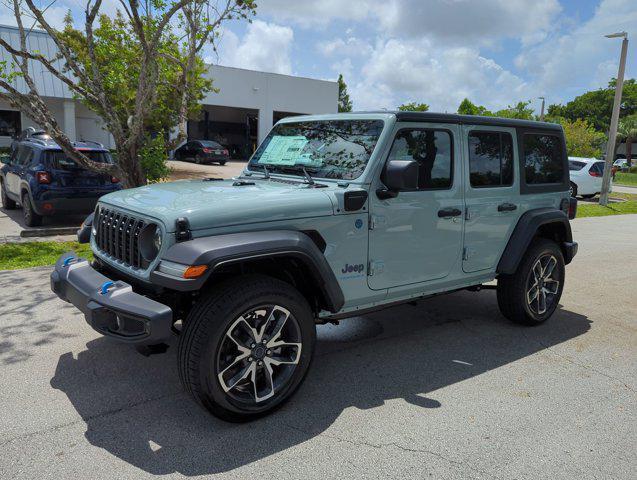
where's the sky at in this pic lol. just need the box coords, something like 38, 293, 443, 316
2, 0, 636, 114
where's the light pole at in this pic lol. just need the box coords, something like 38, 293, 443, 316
600, 31, 629, 206
538, 96, 545, 122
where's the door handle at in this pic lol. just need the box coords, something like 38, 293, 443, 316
438, 207, 462, 218
498, 203, 517, 212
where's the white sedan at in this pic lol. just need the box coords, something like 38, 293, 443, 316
568, 157, 612, 198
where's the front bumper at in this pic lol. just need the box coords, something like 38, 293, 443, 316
50, 253, 173, 344
563, 241, 578, 265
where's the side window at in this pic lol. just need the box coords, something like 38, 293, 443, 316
593, 162, 606, 175
523, 134, 565, 184
468, 131, 514, 187
15, 146, 31, 166
387, 129, 453, 190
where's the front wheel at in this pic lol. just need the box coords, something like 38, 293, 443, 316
178, 275, 315, 422
497, 239, 565, 326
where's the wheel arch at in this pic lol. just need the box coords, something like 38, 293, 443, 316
497, 208, 575, 275
151, 230, 345, 314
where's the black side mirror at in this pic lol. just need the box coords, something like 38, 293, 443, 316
377, 160, 419, 199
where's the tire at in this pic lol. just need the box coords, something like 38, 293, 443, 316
497, 238, 565, 326
219, 161, 227, 166
569, 182, 577, 198
1, 180, 17, 209
178, 274, 316, 422
22, 192, 42, 227
581, 194, 596, 199
195, 155, 203, 164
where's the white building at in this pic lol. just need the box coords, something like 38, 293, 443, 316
0, 24, 338, 156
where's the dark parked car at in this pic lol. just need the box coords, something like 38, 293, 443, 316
174, 140, 229, 165
0, 135, 121, 226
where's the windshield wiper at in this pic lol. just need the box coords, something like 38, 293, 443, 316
251, 164, 270, 179
301, 166, 315, 185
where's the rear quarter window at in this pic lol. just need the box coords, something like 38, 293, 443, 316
523, 134, 565, 185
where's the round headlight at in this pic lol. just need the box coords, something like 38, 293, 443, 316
139, 223, 162, 261
153, 226, 162, 251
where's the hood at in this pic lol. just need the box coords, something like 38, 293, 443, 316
99, 178, 336, 232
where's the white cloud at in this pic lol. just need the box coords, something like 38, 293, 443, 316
216, 20, 294, 75
351, 37, 530, 112
257, 0, 373, 27
515, 0, 637, 102
260, 0, 560, 46
317, 36, 373, 57
375, 0, 561, 46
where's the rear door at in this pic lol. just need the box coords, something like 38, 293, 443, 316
462, 125, 521, 273
368, 122, 464, 290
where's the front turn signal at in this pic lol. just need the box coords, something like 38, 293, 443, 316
183, 265, 208, 279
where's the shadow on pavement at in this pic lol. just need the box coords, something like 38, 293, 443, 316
0, 269, 77, 364
50, 290, 591, 476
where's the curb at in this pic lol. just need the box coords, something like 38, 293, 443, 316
20, 227, 78, 238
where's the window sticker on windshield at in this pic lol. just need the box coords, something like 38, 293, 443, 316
258, 135, 308, 165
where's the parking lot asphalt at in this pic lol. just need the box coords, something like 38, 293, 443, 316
0, 215, 635, 479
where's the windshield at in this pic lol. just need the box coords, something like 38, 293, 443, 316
568, 160, 586, 171
46, 150, 113, 170
248, 119, 384, 180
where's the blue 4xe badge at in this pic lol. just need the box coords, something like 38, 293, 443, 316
355, 218, 363, 229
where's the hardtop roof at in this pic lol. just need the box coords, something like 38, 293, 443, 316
280, 111, 563, 132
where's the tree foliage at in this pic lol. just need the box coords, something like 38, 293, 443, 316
0, 0, 256, 187
617, 114, 637, 167
457, 98, 534, 119
337, 74, 352, 112
397, 102, 429, 112
547, 79, 637, 132
59, 13, 211, 137
559, 118, 605, 158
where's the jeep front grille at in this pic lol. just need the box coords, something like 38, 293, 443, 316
94, 207, 145, 269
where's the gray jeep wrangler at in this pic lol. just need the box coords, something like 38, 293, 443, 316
51, 112, 578, 421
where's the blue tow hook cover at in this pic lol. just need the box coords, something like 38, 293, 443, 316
100, 281, 115, 295
63, 256, 75, 267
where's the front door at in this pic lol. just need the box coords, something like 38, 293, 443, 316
368, 123, 464, 290
462, 125, 521, 272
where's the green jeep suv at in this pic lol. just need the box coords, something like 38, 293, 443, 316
51, 112, 578, 422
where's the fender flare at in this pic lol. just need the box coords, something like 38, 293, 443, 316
151, 230, 345, 313
497, 208, 574, 275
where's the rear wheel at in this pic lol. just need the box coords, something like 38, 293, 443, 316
219, 161, 227, 166
497, 239, 565, 326
21, 192, 42, 227
1, 180, 17, 209
195, 155, 203, 164
178, 275, 315, 422
581, 194, 596, 199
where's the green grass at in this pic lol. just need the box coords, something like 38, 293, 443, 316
0, 241, 93, 270
577, 200, 637, 218
615, 172, 637, 187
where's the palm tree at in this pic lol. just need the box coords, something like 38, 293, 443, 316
617, 115, 637, 168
